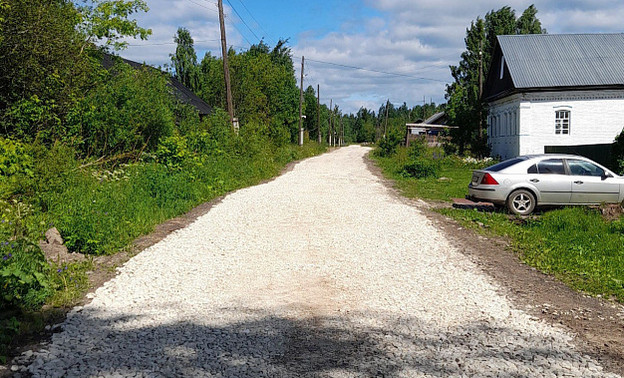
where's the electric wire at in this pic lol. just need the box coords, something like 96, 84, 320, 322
299, 57, 448, 83
235, 0, 276, 44
225, 0, 261, 43
184, 0, 218, 13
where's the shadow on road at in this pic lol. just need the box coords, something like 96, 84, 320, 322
29, 308, 598, 377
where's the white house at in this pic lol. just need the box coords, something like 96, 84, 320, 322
483, 33, 624, 162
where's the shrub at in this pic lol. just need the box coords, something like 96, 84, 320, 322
0, 138, 35, 198
401, 157, 440, 179
407, 137, 428, 159
66, 63, 175, 157
613, 128, 624, 174
376, 130, 404, 157
0, 241, 55, 310
155, 135, 190, 169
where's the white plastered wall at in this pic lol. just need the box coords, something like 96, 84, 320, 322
488, 90, 624, 159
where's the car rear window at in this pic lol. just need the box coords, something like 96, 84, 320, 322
485, 157, 528, 172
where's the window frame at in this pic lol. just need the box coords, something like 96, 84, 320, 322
554, 109, 571, 135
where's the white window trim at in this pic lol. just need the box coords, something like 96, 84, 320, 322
554, 108, 571, 135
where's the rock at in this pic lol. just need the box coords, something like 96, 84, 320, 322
11, 365, 19, 371
45, 227, 64, 245
39, 227, 86, 265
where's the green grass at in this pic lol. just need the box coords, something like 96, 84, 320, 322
440, 207, 624, 301
372, 145, 624, 302
372, 147, 485, 202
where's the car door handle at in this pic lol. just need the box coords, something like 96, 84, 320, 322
574, 180, 584, 185
529, 179, 539, 183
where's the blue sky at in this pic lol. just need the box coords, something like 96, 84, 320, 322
119, 0, 624, 114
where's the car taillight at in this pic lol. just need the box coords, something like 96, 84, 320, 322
480, 173, 499, 185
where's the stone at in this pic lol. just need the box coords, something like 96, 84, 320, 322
39, 227, 86, 265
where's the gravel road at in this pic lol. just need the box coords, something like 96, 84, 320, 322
24, 145, 619, 377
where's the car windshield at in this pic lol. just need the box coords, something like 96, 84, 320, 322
484, 157, 528, 172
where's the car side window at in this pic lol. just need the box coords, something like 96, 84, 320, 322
536, 159, 565, 174
567, 159, 604, 177
527, 164, 538, 174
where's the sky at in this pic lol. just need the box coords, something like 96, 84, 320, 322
119, 0, 624, 114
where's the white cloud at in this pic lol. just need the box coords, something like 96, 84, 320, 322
113, 0, 624, 114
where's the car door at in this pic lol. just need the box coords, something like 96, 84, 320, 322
526, 158, 572, 204
566, 159, 620, 204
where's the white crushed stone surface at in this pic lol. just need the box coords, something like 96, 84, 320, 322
25, 145, 619, 377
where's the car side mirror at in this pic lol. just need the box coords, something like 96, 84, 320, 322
602, 173, 613, 180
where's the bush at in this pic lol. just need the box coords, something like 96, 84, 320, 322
376, 130, 404, 157
401, 157, 440, 179
155, 135, 190, 169
0, 241, 55, 310
407, 137, 428, 159
0, 138, 35, 198
612, 128, 624, 174
66, 63, 175, 157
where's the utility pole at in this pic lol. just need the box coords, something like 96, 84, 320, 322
384, 99, 389, 139
317, 84, 321, 144
478, 41, 484, 139
217, 0, 235, 130
298, 56, 305, 146
328, 99, 332, 146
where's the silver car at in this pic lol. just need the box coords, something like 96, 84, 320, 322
468, 154, 624, 215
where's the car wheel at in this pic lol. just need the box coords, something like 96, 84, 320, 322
507, 189, 536, 216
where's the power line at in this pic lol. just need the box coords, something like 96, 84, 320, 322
300, 57, 448, 83
127, 39, 220, 47
235, 0, 276, 44
184, 0, 218, 13
225, 0, 261, 43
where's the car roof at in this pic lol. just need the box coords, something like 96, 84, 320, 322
519, 154, 591, 160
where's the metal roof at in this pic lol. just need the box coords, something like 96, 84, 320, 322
102, 53, 212, 116
498, 33, 624, 89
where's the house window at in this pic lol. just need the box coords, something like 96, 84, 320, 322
555, 110, 570, 135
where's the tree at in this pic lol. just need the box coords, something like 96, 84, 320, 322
516, 4, 545, 34
445, 5, 545, 156
77, 0, 151, 51
303, 85, 317, 140
0, 0, 94, 127
0, 0, 153, 143
171, 27, 199, 91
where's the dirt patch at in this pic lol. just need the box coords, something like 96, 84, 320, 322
364, 152, 624, 376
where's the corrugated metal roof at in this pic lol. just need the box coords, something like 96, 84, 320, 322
498, 33, 624, 89
102, 53, 212, 116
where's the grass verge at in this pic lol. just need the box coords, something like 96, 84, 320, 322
371, 145, 624, 302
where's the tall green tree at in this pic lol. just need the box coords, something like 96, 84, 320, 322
0, 0, 152, 141
445, 5, 545, 156
77, 0, 151, 51
171, 27, 199, 92
194, 39, 299, 145
303, 85, 318, 140
516, 4, 545, 34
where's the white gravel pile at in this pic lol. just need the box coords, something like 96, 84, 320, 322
25, 145, 619, 377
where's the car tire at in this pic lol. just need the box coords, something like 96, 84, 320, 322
507, 189, 536, 216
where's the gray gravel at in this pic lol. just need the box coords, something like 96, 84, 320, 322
24, 145, 619, 377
